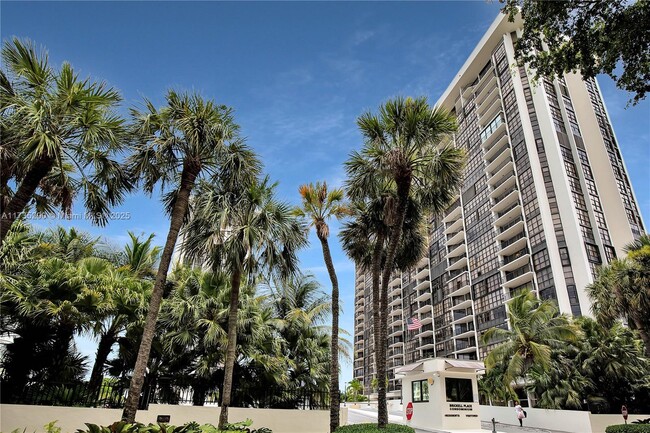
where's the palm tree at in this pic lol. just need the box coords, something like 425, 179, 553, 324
183, 176, 306, 428
268, 274, 332, 394
121, 90, 241, 422
587, 234, 650, 356
83, 234, 158, 398
0, 38, 131, 244
347, 379, 363, 402
294, 181, 348, 432
345, 97, 463, 427
482, 291, 582, 383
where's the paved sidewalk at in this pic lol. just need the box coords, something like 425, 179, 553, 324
346, 407, 571, 433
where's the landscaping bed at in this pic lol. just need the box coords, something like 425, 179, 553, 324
336, 424, 415, 433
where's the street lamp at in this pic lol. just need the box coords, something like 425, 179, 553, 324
343, 381, 349, 407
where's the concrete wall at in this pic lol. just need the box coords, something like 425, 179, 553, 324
480, 405, 649, 433
0, 404, 345, 433
589, 414, 649, 433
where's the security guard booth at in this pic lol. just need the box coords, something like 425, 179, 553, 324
396, 358, 484, 432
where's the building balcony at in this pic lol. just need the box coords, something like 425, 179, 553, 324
493, 201, 522, 227
485, 145, 511, 173
415, 289, 432, 303
443, 202, 462, 223
446, 242, 466, 259
499, 248, 531, 272
499, 232, 527, 256
415, 299, 433, 314
389, 306, 403, 317
391, 318, 403, 327
389, 327, 402, 337
454, 322, 476, 339
389, 284, 401, 297
450, 293, 473, 311
447, 254, 468, 272
495, 217, 524, 241
446, 229, 465, 245
482, 133, 509, 161
355, 304, 364, 314
489, 174, 517, 202
487, 159, 515, 187
419, 311, 433, 324
481, 121, 507, 151
415, 276, 431, 291
444, 218, 463, 235
452, 308, 474, 325
388, 295, 402, 307
491, 189, 519, 214
474, 72, 498, 106
415, 263, 429, 279
503, 265, 535, 289
477, 89, 501, 123
448, 271, 471, 297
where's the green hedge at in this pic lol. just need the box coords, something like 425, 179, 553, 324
336, 424, 415, 433
73, 420, 271, 433
605, 425, 650, 433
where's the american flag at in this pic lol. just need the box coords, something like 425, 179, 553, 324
407, 317, 422, 331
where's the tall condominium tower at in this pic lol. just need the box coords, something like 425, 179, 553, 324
352, 13, 645, 399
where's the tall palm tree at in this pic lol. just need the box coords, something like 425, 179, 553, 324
183, 176, 306, 428
344, 96, 464, 428
587, 234, 650, 355
0, 38, 131, 244
294, 181, 348, 433
482, 291, 581, 383
121, 90, 242, 422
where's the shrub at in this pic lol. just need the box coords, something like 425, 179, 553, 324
75, 420, 272, 433
606, 425, 650, 433
336, 424, 415, 433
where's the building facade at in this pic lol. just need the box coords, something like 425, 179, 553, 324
352, 13, 645, 399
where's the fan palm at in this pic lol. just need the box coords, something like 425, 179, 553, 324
345, 95, 463, 427
0, 38, 131, 244
182, 176, 306, 428
121, 90, 244, 422
482, 291, 581, 383
587, 234, 650, 355
294, 181, 348, 432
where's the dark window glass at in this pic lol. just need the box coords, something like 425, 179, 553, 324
445, 378, 474, 402
412, 379, 429, 403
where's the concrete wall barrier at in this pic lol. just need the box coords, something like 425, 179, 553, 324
0, 404, 346, 433
480, 405, 649, 433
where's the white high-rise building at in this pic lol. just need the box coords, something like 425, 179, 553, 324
352, 12, 645, 399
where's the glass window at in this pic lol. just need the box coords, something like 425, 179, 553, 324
411, 379, 429, 403
445, 378, 474, 402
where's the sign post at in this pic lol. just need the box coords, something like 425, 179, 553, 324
622, 405, 628, 424
406, 402, 414, 421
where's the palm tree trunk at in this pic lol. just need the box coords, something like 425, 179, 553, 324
89, 328, 117, 399
121, 164, 198, 423
377, 179, 411, 428
370, 232, 384, 423
318, 234, 340, 433
219, 267, 242, 429
0, 158, 54, 244
631, 316, 650, 357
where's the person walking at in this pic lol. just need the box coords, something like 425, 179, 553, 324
514, 403, 525, 427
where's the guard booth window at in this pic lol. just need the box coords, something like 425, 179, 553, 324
412, 379, 430, 402
445, 377, 473, 402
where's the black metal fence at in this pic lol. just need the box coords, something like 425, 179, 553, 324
0, 381, 329, 411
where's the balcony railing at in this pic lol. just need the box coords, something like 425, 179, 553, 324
502, 247, 529, 265
505, 265, 532, 281
452, 293, 472, 305
499, 216, 524, 233
454, 323, 475, 334
500, 231, 526, 249
496, 200, 521, 218
447, 271, 470, 292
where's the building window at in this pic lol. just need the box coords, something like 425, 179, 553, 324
412, 379, 430, 403
445, 377, 474, 402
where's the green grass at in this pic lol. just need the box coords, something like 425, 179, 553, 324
336, 424, 415, 433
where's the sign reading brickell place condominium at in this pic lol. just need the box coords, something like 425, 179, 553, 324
449, 403, 473, 411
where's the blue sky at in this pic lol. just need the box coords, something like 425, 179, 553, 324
2, 1, 649, 385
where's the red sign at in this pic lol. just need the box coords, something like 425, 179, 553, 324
406, 402, 414, 421
622, 405, 628, 421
